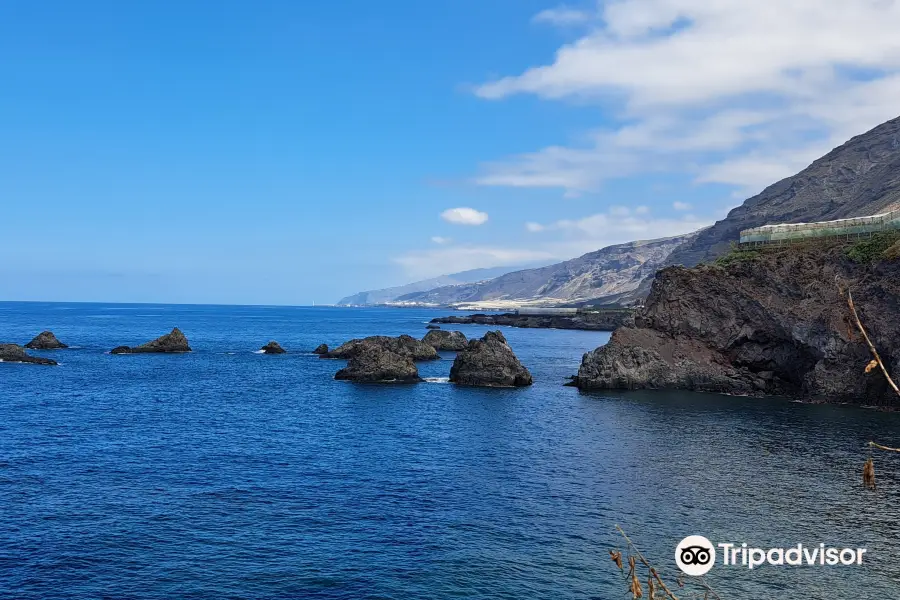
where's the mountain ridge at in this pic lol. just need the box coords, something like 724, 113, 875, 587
395, 233, 698, 307
667, 116, 900, 267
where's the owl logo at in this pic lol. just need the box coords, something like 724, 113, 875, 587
675, 536, 716, 576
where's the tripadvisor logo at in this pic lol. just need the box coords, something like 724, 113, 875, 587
675, 536, 868, 574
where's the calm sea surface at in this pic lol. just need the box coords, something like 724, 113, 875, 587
1, 302, 899, 599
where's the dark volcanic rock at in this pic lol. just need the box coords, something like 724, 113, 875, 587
261, 341, 286, 354
25, 331, 68, 350
321, 335, 438, 361
430, 310, 633, 331
111, 328, 192, 354
313, 343, 329, 355
426, 324, 441, 330
334, 342, 422, 383
575, 244, 900, 406
449, 331, 533, 388
422, 329, 468, 351
0, 344, 57, 365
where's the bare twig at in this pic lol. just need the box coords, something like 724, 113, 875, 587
845, 289, 900, 398
614, 525, 724, 600
869, 441, 900, 453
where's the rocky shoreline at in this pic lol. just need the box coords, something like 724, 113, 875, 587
573, 242, 900, 407
430, 310, 633, 331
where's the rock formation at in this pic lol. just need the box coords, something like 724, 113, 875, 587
449, 331, 533, 388
260, 341, 286, 354
334, 342, 422, 383
25, 331, 68, 350
0, 344, 58, 365
321, 335, 438, 361
426, 324, 441, 330
313, 343, 329, 355
422, 329, 468, 351
111, 328, 192, 354
575, 242, 900, 406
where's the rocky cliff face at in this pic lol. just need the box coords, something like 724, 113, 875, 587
667, 116, 900, 267
398, 234, 697, 307
575, 241, 900, 406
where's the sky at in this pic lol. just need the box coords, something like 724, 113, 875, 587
3, 0, 900, 305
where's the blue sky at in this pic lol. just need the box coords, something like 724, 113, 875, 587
3, 0, 899, 304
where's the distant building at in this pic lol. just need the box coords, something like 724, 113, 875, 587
515, 307, 578, 316
740, 205, 900, 246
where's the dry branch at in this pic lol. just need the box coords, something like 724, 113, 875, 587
845, 289, 900, 398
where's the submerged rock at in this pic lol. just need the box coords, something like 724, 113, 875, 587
321, 335, 438, 361
0, 344, 57, 365
313, 343, 329, 355
334, 342, 422, 383
449, 331, 533, 388
25, 331, 68, 350
261, 341, 286, 354
422, 329, 468, 351
426, 324, 441, 330
111, 328, 192, 354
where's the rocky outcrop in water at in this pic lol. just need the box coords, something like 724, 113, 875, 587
260, 341, 286, 354
25, 331, 68, 350
426, 324, 441, 330
431, 311, 633, 331
422, 330, 468, 351
0, 344, 58, 365
313, 343, 329, 355
449, 331, 533, 388
574, 242, 900, 406
334, 342, 422, 383
111, 328, 192, 354
321, 335, 438, 361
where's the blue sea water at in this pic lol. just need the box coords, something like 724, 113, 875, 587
1, 302, 899, 599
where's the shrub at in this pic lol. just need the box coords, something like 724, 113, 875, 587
846, 232, 900, 263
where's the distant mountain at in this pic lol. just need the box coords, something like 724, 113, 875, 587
667, 115, 900, 267
395, 233, 698, 307
336, 266, 531, 306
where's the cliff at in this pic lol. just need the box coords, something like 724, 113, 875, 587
575, 237, 900, 407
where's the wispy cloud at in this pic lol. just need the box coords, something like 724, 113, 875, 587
532, 5, 592, 26
396, 205, 716, 279
431, 236, 452, 245
440, 207, 489, 226
673, 201, 692, 211
394, 246, 553, 280
472, 0, 900, 196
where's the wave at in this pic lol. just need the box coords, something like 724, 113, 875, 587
424, 377, 450, 384
252, 350, 266, 354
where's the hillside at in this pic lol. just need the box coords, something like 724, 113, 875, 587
336, 266, 527, 306
395, 233, 697, 307
667, 116, 900, 267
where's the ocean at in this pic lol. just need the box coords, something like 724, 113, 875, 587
1, 302, 899, 599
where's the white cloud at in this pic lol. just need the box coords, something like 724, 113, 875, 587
472, 0, 900, 196
440, 207, 489, 226
525, 222, 546, 232
533, 6, 592, 26
431, 236, 452, 245
673, 201, 692, 211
